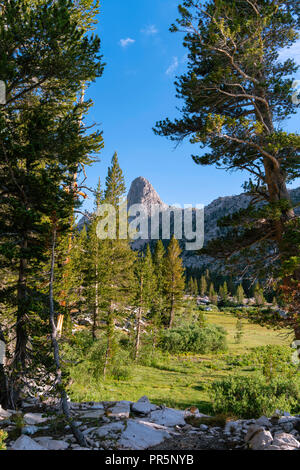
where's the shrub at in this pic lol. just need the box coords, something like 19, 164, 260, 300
224, 345, 297, 379
110, 365, 132, 381
210, 375, 300, 418
63, 331, 133, 380
0, 430, 7, 450
158, 324, 227, 354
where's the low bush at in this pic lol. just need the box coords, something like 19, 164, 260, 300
210, 374, 300, 418
0, 430, 7, 450
63, 331, 133, 381
224, 345, 297, 379
158, 324, 227, 354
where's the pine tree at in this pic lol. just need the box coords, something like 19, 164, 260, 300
152, 240, 166, 334
154, 0, 300, 340
133, 245, 156, 360
236, 284, 245, 305
254, 285, 266, 306
79, 178, 105, 339
234, 316, 244, 345
164, 236, 185, 328
209, 283, 218, 306
219, 281, 228, 303
193, 278, 199, 296
104, 152, 126, 207
200, 275, 207, 297
187, 277, 194, 295
0, 0, 104, 374
99, 160, 135, 375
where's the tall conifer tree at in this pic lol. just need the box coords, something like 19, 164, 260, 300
164, 236, 185, 328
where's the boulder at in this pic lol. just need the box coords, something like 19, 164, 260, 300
255, 416, 271, 428
107, 401, 131, 419
281, 421, 294, 433
131, 396, 156, 415
245, 425, 264, 443
76, 410, 104, 419
22, 425, 38, 436
24, 412, 48, 425
272, 432, 300, 449
35, 437, 69, 450
248, 430, 273, 450
118, 419, 170, 450
265, 444, 298, 451
96, 421, 125, 438
89, 402, 104, 410
148, 407, 185, 427
11, 435, 46, 451
0, 406, 12, 420
224, 421, 242, 435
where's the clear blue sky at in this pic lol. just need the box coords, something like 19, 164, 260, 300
83, 0, 300, 212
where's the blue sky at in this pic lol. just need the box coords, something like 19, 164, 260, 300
82, 0, 300, 212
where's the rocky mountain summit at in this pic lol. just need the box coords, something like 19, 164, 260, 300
1, 398, 299, 451
126, 177, 300, 268
78, 177, 300, 268
127, 176, 169, 214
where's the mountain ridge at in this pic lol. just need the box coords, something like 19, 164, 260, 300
78, 176, 300, 269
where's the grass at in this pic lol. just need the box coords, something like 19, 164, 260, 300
206, 310, 292, 353
67, 305, 294, 413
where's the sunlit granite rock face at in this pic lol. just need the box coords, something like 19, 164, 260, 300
127, 176, 169, 214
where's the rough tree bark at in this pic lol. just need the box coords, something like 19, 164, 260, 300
15, 238, 28, 370
0, 326, 8, 408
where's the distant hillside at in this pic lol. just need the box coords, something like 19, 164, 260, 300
78, 177, 300, 270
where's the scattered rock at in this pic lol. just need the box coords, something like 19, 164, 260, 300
148, 407, 185, 427
89, 402, 104, 410
35, 437, 69, 450
0, 406, 12, 420
24, 412, 49, 425
107, 401, 131, 419
224, 421, 242, 435
199, 424, 208, 431
255, 416, 271, 428
272, 432, 300, 449
95, 421, 125, 438
76, 410, 104, 419
22, 425, 39, 435
131, 396, 156, 415
248, 430, 273, 450
118, 419, 170, 450
245, 425, 264, 443
4, 396, 300, 451
11, 435, 46, 451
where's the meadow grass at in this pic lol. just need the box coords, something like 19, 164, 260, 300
67, 307, 293, 412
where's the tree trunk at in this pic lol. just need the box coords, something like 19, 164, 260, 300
15, 238, 28, 370
92, 246, 99, 341
169, 293, 175, 328
49, 225, 87, 448
0, 326, 8, 408
134, 307, 142, 361
134, 278, 143, 360
103, 331, 111, 378
103, 303, 114, 377
256, 98, 299, 340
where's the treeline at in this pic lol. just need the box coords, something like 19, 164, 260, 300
186, 271, 269, 306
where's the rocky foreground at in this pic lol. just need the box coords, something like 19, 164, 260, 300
1, 396, 300, 451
